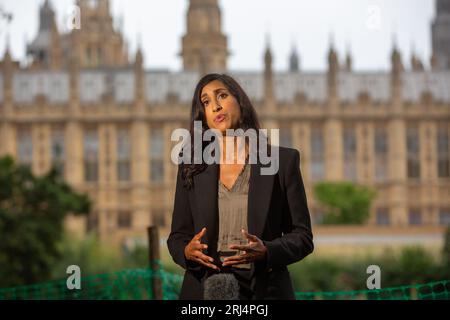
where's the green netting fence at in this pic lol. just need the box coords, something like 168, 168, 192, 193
0, 268, 449, 300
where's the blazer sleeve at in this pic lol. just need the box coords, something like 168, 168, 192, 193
167, 165, 203, 272
262, 149, 314, 269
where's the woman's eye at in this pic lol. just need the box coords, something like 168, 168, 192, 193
219, 93, 227, 99
203, 100, 209, 107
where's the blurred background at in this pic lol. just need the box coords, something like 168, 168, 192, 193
0, 0, 449, 297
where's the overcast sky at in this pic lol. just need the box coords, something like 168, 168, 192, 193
0, 0, 436, 72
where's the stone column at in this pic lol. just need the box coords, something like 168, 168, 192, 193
388, 45, 408, 226
108, 124, 118, 237
357, 122, 374, 185
64, 47, 86, 237
324, 119, 343, 181
35, 124, 52, 176
96, 123, 111, 242
65, 122, 84, 187
0, 123, 16, 157
131, 120, 150, 231
298, 122, 311, 184
421, 122, 438, 225
295, 121, 316, 217
131, 46, 151, 233
325, 42, 343, 181
0, 46, 16, 158
31, 125, 41, 175
388, 119, 407, 225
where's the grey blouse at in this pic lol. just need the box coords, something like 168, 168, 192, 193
217, 161, 252, 270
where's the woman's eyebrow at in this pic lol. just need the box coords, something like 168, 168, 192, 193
201, 88, 228, 99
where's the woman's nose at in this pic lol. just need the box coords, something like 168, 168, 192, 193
212, 101, 222, 112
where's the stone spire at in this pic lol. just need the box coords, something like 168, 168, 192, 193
134, 39, 145, 105
410, 44, 424, 71
264, 34, 275, 105
1, 34, 14, 113
2, 34, 12, 64
26, 0, 61, 69
181, 0, 229, 75
344, 44, 352, 72
431, 0, 450, 69
289, 42, 300, 72
327, 34, 339, 100
390, 35, 403, 102
391, 36, 403, 74
437, 0, 450, 13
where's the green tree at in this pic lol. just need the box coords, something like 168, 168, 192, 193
443, 225, 450, 267
0, 156, 91, 287
313, 181, 377, 224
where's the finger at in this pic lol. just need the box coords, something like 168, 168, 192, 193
223, 253, 249, 262
223, 259, 248, 266
229, 244, 253, 251
195, 257, 220, 271
242, 229, 258, 242
195, 251, 215, 264
198, 258, 219, 271
223, 255, 249, 266
192, 243, 208, 250
223, 255, 246, 263
194, 227, 206, 240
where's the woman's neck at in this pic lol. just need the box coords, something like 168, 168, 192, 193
219, 135, 248, 164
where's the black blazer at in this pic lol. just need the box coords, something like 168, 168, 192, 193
167, 146, 314, 300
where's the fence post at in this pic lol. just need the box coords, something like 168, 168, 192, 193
410, 285, 418, 300
147, 226, 163, 300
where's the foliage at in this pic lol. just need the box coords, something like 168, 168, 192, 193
51, 233, 122, 279
289, 245, 448, 293
0, 156, 91, 287
51, 232, 177, 280
313, 181, 377, 224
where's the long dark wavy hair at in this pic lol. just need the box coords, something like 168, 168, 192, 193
180, 73, 264, 190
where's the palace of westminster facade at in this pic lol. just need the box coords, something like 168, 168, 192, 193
0, 0, 449, 246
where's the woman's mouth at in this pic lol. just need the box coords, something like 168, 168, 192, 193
214, 114, 227, 123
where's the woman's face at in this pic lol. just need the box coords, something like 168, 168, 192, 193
200, 80, 241, 135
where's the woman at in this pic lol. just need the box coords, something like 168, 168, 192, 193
167, 73, 314, 300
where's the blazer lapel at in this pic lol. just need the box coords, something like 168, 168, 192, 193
193, 163, 219, 248
247, 161, 275, 239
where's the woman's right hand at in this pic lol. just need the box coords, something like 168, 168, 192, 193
184, 227, 220, 271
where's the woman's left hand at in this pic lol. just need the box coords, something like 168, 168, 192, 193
222, 229, 267, 266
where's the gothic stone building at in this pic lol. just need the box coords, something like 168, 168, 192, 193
0, 0, 449, 247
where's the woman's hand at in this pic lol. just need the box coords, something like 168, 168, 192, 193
222, 229, 267, 267
184, 227, 220, 271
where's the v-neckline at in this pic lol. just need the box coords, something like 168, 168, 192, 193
219, 162, 248, 192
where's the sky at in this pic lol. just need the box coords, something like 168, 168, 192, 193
0, 0, 436, 72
